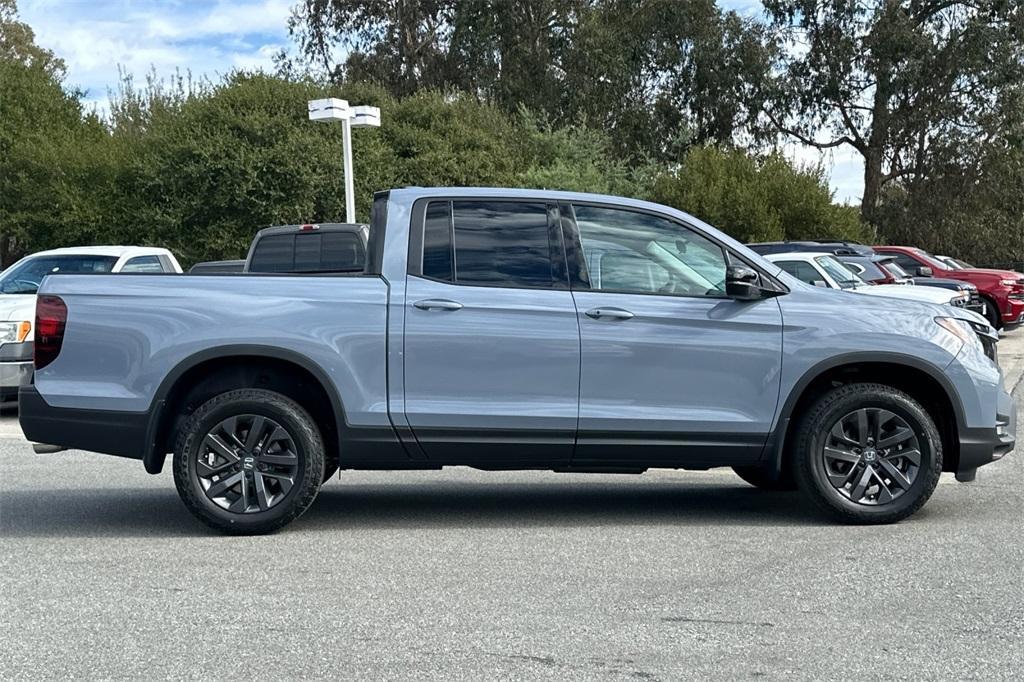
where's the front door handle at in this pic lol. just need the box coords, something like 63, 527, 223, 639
414, 298, 463, 311
584, 307, 634, 320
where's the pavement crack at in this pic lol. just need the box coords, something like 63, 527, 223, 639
661, 616, 775, 628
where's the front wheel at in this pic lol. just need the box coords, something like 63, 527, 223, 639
792, 383, 942, 524
982, 297, 1002, 329
173, 389, 325, 534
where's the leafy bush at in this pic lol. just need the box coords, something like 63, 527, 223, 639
650, 146, 868, 244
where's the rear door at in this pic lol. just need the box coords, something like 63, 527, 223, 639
564, 202, 784, 468
402, 198, 580, 465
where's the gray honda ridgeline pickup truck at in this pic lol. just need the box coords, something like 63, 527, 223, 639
21, 188, 1015, 534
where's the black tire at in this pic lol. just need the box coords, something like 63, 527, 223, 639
732, 465, 797, 491
173, 389, 325, 534
982, 296, 1002, 329
792, 382, 942, 524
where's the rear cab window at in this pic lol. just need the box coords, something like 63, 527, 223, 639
416, 199, 566, 289
249, 229, 367, 274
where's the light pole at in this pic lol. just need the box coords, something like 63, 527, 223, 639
308, 98, 382, 223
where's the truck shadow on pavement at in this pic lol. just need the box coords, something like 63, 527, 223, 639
0, 480, 829, 538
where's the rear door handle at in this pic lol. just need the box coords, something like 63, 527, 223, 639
414, 298, 463, 311
584, 307, 634, 320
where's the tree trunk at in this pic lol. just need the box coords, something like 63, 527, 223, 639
861, 147, 884, 227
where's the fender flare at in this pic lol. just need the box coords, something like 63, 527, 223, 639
142, 344, 346, 474
765, 351, 967, 473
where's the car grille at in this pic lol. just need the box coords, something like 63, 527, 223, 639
951, 297, 967, 307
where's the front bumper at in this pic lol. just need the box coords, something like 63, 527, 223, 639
1001, 297, 1024, 326
956, 387, 1016, 480
0, 360, 33, 399
966, 300, 986, 316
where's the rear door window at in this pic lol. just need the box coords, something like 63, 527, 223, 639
452, 201, 559, 288
418, 200, 563, 288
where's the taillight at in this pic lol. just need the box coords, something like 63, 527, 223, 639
35, 295, 67, 370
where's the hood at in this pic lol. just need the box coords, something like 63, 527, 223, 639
856, 283, 956, 305
0, 294, 35, 322
917, 277, 975, 290
954, 267, 1024, 280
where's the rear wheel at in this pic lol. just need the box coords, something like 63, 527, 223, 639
173, 389, 325, 534
792, 383, 942, 524
732, 465, 797, 491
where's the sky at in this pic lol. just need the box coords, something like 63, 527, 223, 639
18, 0, 864, 205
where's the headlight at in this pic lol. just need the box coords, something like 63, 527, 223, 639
999, 278, 1022, 287
0, 321, 32, 344
935, 317, 982, 351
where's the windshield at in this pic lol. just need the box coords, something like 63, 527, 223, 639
0, 255, 118, 294
841, 258, 885, 282
815, 255, 864, 289
912, 249, 949, 271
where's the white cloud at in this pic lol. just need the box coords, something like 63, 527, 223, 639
19, 0, 290, 105
782, 143, 864, 206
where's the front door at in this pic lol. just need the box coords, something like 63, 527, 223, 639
403, 198, 580, 465
565, 203, 784, 468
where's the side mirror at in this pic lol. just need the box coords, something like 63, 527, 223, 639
812, 280, 828, 288
726, 265, 762, 301
916, 266, 933, 277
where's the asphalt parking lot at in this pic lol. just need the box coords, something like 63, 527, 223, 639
2, 339, 1023, 679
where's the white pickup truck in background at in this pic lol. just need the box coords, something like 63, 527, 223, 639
0, 246, 182, 400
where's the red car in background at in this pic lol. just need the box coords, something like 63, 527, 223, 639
874, 246, 1024, 329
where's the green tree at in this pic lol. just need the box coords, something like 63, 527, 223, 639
762, 0, 1024, 224
875, 87, 1024, 266
0, 0, 109, 264
287, 0, 776, 160
103, 73, 638, 265
651, 146, 866, 244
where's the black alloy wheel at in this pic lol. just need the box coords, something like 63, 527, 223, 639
196, 414, 300, 513
173, 389, 325, 534
821, 407, 920, 506
792, 382, 942, 524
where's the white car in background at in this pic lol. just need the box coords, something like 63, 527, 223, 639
765, 252, 973, 309
0, 246, 182, 401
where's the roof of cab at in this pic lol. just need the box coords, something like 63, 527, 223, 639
28, 246, 174, 259
253, 223, 368, 238
384, 186, 782, 276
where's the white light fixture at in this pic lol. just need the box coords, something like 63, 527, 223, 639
308, 98, 381, 223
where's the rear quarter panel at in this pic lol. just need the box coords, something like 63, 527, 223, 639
34, 274, 391, 428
